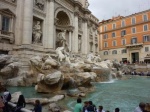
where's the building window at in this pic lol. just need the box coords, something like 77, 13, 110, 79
132, 27, 136, 33
121, 20, 125, 27
112, 40, 117, 46
122, 49, 127, 54
143, 14, 148, 22
121, 30, 126, 37
104, 42, 108, 48
112, 23, 116, 29
103, 34, 108, 39
122, 39, 126, 45
131, 37, 137, 44
104, 51, 108, 55
2, 16, 10, 32
143, 35, 150, 42
145, 47, 149, 52
131, 17, 136, 25
112, 32, 116, 37
143, 24, 148, 31
112, 50, 117, 54
104, 25, 107, 31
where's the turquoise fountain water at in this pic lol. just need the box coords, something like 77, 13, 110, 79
7, 76, 150, 112
59, 76, 150, 112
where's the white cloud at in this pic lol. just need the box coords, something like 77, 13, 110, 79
88, 0, 150, 21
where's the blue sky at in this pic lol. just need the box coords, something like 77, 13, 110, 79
88, 0, 150, 21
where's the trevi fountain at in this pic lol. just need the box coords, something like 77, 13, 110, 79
0, 0, 150, 112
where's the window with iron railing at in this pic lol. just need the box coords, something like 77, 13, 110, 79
122, 49, 127, 54
122, 39, 126, 45
131, 17, 136, 25
103, 34, 108, 39
132, 27, 136, 33
121, 30, 126, 37
112, 50, 117, 54
131, 37, 137, 44
143, 14, 148, 22
112, 32, 116, 38
1, 15, 11, 36
104, 51, 108, 55
145, 47, 149, 52
143, 24, 148, 31
143, 35, 150, 42
104, 42, 108, 48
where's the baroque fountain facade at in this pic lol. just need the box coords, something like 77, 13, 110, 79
0, 0, 134, 111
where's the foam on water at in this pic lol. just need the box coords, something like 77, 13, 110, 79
99, 79, 117, 83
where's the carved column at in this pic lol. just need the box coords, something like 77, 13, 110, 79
69, 31, 72, 51
15, 0, 24, 45
73, 11, 79, 53
83, 18, 88, 54
45, 0, 54, 48
22, 0, 33, 44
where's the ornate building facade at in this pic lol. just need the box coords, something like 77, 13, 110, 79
98, 9, 150, 63
0, 0, 99, 68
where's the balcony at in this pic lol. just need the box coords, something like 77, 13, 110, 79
126, 43, 143, 49
0, 30, 14, 43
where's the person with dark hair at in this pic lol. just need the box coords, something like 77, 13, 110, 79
115, 108, 120, 112
14, 95, 26, 112
134, 102, 145, 112
31, 100, 42, 112
87, 101, 96, 112
97, 106, 105, 112
74, 98, 82, 112
83, 101, 88, 112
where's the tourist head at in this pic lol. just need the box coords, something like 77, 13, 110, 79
18, 94, 25, 103
115, 108, 120, 112
139, 102, 145, 110
84, 101, 88, 106
4, 88, 8, 92
35, 100, 40, 105
77, 97, 82, 103
99, 106, 103, 111
89, 101, 93, 105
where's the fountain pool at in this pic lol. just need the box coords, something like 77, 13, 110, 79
59, 76, 150, 112
7, 76, 150, 112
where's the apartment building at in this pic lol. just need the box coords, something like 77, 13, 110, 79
98, 9, 150, 63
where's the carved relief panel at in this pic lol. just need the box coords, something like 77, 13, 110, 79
34, 0, 46, 11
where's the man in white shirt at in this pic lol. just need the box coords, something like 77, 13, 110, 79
134, 102, 145, 112
97, 106, 105, 112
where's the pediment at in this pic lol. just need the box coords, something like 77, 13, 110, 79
0, 8, 15, 16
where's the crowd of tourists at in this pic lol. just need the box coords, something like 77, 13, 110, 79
0, 88, 42, 112
74, 98, 149, 112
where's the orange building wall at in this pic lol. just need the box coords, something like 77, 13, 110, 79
99, 10, 150, 51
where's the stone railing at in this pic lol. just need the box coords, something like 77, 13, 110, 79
8, 102, 32, 112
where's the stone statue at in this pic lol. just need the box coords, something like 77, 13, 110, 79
93, 55, 101, 63
32, 21, 42, 44
85, 53, 95, 64
35, 0, 45, 10
55, 47, 71, 64
57, 30, 69, 52
78, 36, 82, 52
56, 47, 66, 62
85, 0, 89, 9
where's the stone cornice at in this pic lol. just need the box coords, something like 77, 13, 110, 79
33, 8, 46, 18
56, 25, 74, 31
0, 0, 17, 7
